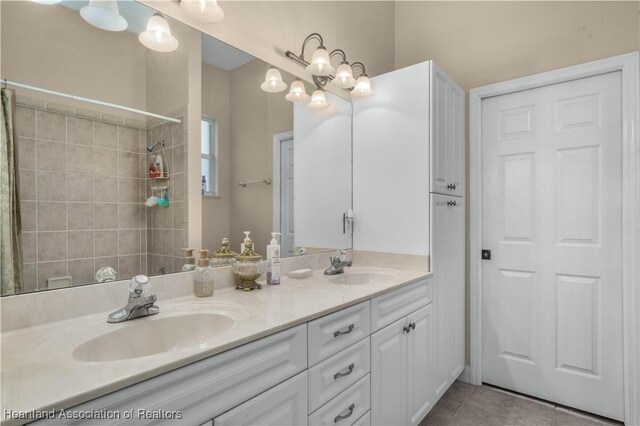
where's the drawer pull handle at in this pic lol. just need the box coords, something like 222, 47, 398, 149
333, 324, 355, 337
334, 403, 356, 423
334, 363, 355, 380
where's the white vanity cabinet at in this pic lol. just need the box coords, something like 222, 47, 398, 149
370, 280, 434, 426
431, 194, 465, 399
430, 62, 465, 198
214, 371, 308, 426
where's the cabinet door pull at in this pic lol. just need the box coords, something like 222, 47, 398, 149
334, 363, 355, 380
447, 200, 457, 207
334, 403, 356, 423
333, 324, 355, 337
410, 322, 416, 330
447, 183, 457, 190
403, 325, 412, 334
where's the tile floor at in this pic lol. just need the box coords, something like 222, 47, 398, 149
420, 381, 622, 426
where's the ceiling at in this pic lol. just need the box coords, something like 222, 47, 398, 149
60, 0, 254, 70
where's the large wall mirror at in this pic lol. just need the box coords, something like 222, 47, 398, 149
0, 0, 352, 296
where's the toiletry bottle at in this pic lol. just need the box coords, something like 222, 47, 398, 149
181, 248, 196, 272
240, 231, 251, 253
266, 232, 281, 285
194, 249, 214, 297
155, 155, 164, 178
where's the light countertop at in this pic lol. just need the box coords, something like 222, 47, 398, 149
1, 266, 430, 424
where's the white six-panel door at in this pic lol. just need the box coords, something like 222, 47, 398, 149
481, 72, 623, 420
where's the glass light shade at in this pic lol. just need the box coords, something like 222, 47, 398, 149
305, 46, 335, 77
260, 67, 287, 93
332, 62, 356, 89
309, 89, 329, 109
80, 0, 128, 32
139, 14, 179, 53
285, 79, 310, 102
31, 0, 62, 4
180, 0, 224, 23
351, 75, 373, 97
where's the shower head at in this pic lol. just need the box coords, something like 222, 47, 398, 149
146, 141, 165, 153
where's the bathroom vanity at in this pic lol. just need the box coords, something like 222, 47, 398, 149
1, 256, 437, 426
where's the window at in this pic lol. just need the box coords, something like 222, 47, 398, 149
201, 117, 218, 196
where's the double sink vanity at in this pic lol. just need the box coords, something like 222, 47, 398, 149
1, 252, 444, 426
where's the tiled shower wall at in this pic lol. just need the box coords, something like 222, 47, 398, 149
16, 97, 149, 292
145, 115, 188, 276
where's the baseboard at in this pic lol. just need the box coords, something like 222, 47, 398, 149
457, 364, 472, 384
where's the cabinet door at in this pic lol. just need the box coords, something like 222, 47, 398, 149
370, 317, 407, 426
448, 82, 465, 197
406, 304, 435, 426
430, 63, 450, 195
214, 371, 308, 426
449, 196, 465, 381
431, 194, 453, 399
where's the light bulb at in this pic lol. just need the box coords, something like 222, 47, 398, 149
80, 0, 128, 32
306, 46, 335, 77
139, 14, 179, 53
260, 67, 287, 93
351, 75, 373, 97
285, 79, 310, 102
332, 62, 356, 89
309, 89, 329, 109
180, 0, 224, 23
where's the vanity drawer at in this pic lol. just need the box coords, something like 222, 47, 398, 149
214, 371, 308, 426
370, 278, 432, 332
353, 411, 371, 426
309, 375, 370, 426
35, 325, 307, 426
309, 337, 370, 412
308, 301, 370, 366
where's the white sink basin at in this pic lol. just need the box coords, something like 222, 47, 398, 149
72, 313, 234, 362
329, 271, 396, 285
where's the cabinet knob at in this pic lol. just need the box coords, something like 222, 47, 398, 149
447, 184, 457, 190
334, 403, 356, 423
410, 322, 416, 330
447, 200, 457, 207
403, 325, 412, 334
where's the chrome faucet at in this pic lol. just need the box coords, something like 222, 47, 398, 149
107, 275, 159, 323
324, 250, 353, 275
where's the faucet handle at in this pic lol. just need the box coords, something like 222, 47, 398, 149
332, 249, 347, 264
129, 275, 151, 298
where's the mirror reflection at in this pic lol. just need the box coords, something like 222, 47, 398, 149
0, 0, 352, 296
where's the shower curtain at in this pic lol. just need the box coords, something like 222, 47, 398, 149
1, 88, 23, 295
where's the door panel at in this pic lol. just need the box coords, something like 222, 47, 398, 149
481, 72, 623, 420
406, 304, 434, 426
371, 318, 407, 426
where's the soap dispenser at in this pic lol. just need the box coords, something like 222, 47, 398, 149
194, 249, 214, 297
181, 248, 196, 272
266, 232, 281, 285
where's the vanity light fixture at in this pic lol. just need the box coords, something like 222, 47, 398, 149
139, 13, 179, 53
285, 79, 310, 102
350, 62, 373, 97
31, 0, 62, 4
80, 0, 128, 32
179, 0, 224, 23
261, 67, 288, 93
330, 49, 356, 89
308, 89, 329, 110
284, 32, 372, 97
